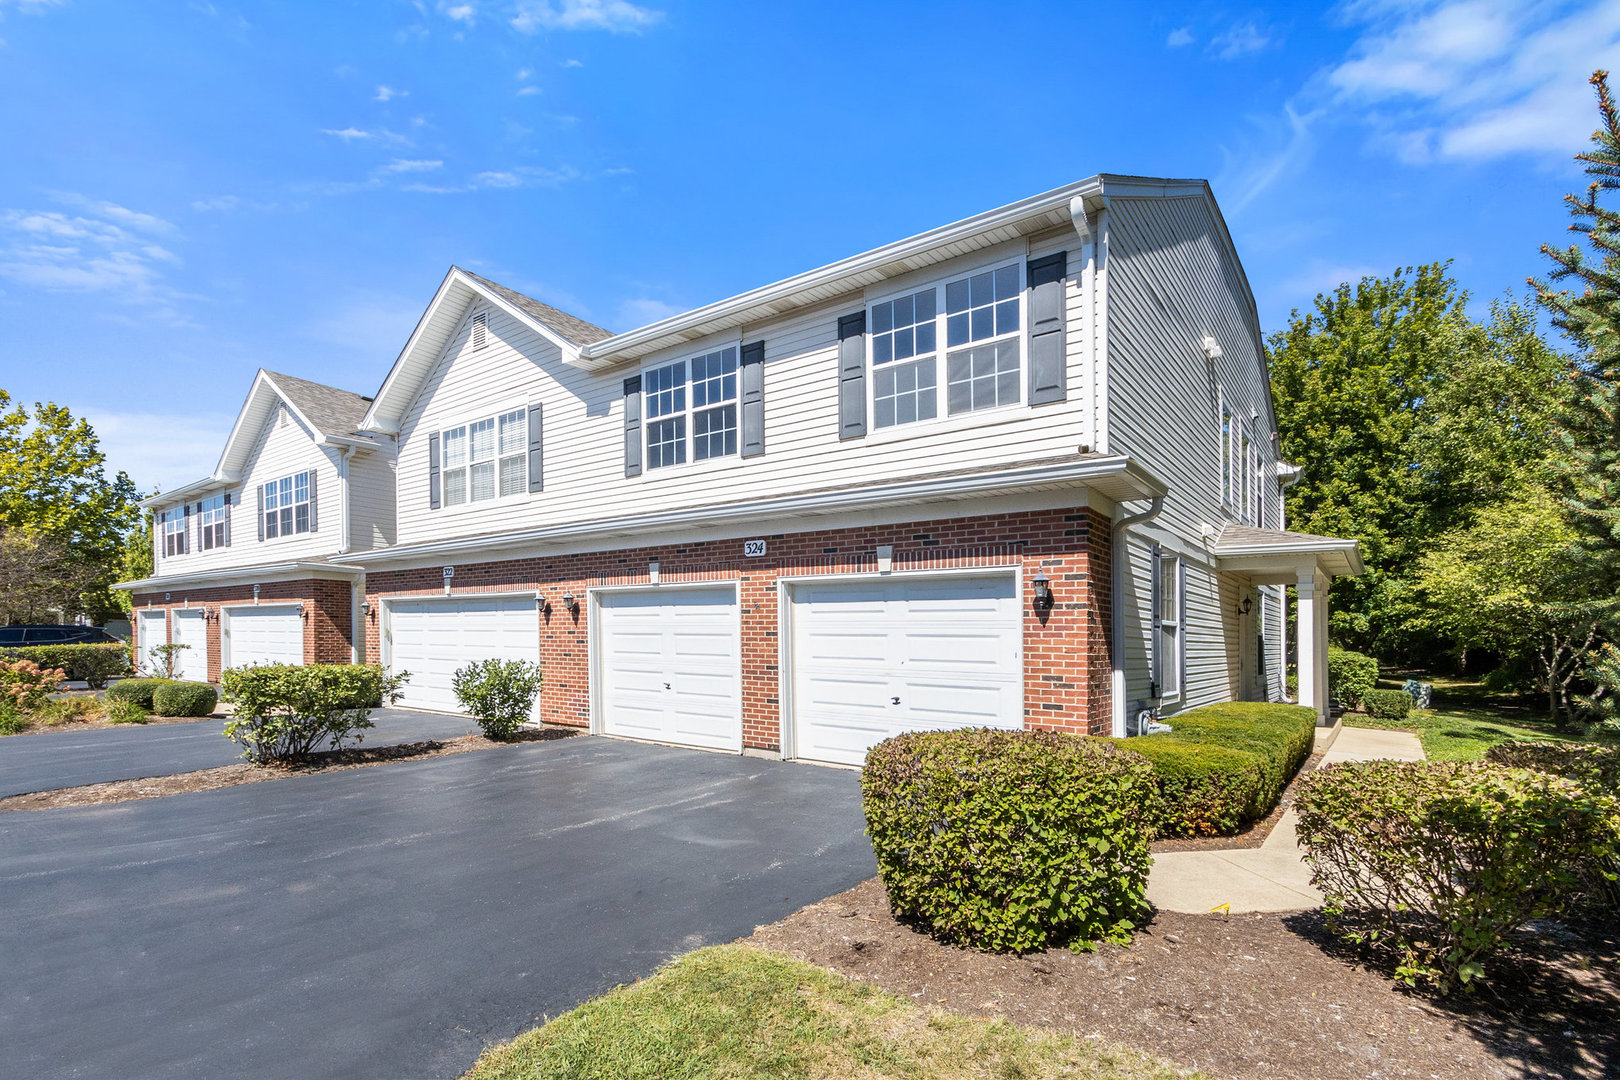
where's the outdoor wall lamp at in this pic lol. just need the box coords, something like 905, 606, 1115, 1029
1031, 572, 1054, 612
562, 592, 579, 616
299, 608, 310, 623
539, 596, 552, 617
360, 600, 374, 619
1236, 596, 1253, 616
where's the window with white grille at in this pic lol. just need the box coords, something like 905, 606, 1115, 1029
441, 410, 525, 505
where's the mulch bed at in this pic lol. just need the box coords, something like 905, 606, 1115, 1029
1149, 751, 1326, 854
745, 878, 1620, 1080
0, 726, 579, 811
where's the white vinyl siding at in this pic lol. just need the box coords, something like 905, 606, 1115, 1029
392, 237, 1092, 550
1104, 194, 1282, 715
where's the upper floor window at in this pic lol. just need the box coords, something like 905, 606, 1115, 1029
441, 409, 526, 505
870, 262, 1023, 430
199, 494, 227, 550
264, 471, 312, 538
1152, 550, 1183, 700
645, 346, 738, 470
162, 510, 188, 556
1221, 406, 1233, 507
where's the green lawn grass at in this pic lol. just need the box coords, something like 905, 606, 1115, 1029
1345, 671, 1620, 762
464, 945, 1205, 1080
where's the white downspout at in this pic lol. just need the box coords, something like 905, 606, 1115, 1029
1111, 495, 1165, 737
1276, 462, 1303, 699
337, 445, 354, 556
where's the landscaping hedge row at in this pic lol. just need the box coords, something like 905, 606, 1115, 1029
1117, 702, 1317, 838
862, 729, 1155, 954
104, 677, 176, 709
0, 643, 130, 688
1327, 648, 1378, 710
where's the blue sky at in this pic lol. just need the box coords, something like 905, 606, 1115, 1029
0, 0, 1615, 492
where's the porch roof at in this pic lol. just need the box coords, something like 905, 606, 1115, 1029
1210, 524, 1365, 582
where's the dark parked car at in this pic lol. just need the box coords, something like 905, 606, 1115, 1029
0, 625, 121, 647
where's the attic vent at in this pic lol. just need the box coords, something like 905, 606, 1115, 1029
278, 405, 288, 428
471, 312, 488, 350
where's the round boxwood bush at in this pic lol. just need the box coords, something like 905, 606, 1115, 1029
1119, 737, 1265, 837
104, 677, 177, 710
151, 681, 218, 718
1363, 687, 1413, 721
1327, 648, 1379, 710
862, 729, 1156, 954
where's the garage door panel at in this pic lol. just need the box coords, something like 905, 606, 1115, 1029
791, 574, 1023, 766
225, 607, 304, 670
598, 586, 741, 751
388, 597, 538, 715
171, 612, 209, 683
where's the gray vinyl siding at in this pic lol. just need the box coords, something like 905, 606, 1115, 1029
1102, 193, 1282, 717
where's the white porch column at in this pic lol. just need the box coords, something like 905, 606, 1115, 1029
1295, 564, 1329, 723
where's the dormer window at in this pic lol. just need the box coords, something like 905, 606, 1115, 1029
471, 312, 488, 350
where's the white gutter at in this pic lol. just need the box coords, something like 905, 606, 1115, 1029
1276, 462, 1303, 532
1111, 496, 1165, 738
345, 455, 1167, 567
337, 444, 354, 556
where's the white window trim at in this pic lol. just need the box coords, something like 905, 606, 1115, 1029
162, 509, 188, 557
1151, 548, 1184, 703
262, 470, 314, 541
198, 493, 227, 551
435, 402, 531, 511
864, 255, 1028, 434
636, 342, 743, 476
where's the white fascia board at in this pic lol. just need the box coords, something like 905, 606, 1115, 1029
140, 476, 222, 510
115, 560, 367, 592
361, 268, 579, 435
570, 176, 1111, 371
346, 455, 1167, 568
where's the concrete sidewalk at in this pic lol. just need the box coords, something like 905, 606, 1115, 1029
1145, 725, 1425, 914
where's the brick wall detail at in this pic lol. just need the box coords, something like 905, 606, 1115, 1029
130, 578, 354, 683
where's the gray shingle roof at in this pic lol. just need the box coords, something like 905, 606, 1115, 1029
1212, 524, 1357, 550
262, 370, 374, 439
456, 268, 615, 346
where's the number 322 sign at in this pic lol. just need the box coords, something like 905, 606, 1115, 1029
743, 539, 767, 558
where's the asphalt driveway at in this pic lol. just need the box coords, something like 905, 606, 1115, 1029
0, 706, 479, 797
0, 736, 875, 1080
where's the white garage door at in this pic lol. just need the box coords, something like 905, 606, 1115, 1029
790, 573, 1023, 766
388, 595, 539, 714
170, 610, 210, 683
223, 605, 303, 670
136, 610, 167, 673
598, 586, 741, 752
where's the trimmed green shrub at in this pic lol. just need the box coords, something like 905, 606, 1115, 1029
104, 677, 177, 710
0, 643, 131, 688
862, 729, 1155, 954
151, 681, 218, 718
1296, 760, 1620, 992
222, 664, 408, 764
1327, 648, 1379, 710
1115, 737, 1264, 837
452, 658, 544, 740
1363, 688, 1413, 721
1484, 741, 1620, 914
105, 698, 150, 725
1153, 702, 1316, 817
0, 698, 28, 735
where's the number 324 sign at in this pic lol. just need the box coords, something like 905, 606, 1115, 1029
743, 539, 767, 558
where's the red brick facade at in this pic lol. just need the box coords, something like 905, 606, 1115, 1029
130, 578, 355, 683
365, 506, 1114, 751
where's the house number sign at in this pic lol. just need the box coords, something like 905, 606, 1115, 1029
743, 539, 767, 558
443, 566, 455, 580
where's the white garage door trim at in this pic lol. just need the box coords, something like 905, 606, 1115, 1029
220, 603, 304, 671
589, 581, 743, 753
779, 568, 1024, 767
381, 591, 541, 716
170, 609, 210, 684
135, 609, 168, 674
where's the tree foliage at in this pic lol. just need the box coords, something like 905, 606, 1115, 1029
0, 390, 143, 622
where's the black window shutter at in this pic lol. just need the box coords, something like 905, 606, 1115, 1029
623, 375, 643, 477
182, 503, 191, 554
837, 311, 867, 440
307, 470, 318, 532
428, 433, 442, 509
256, 485, 265, 541
156, 510, 165, 560
224, 491, 232, 547
1027, 251, 1068, 405
527, 403, 544, 492
740, 340, 765, 458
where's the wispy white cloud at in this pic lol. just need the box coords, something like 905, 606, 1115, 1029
191, 194, 276, 212
1215, 103, 1315, 213
615, 296, 681, 328
321, 126, 413, 146
517, 85, 541, 96
0, 0, 69, 11
302, 294, 423, 356
441, 1, 476, 23
379, 158, 443, 173
374, 84, 407, 102
1210, 19, 1272, 60
561, 57, 584, 67
1274, 258, 1388, 307
401, 164, 581, 194
0, 197, 194, 323
1328, 0, 1620, 161
1166, 27, 1194, 48
511, 0, 662, 34
80, 407, 237, 494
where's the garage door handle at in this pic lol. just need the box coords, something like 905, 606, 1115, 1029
891, 696, 900, 705
665, 682, 672, 690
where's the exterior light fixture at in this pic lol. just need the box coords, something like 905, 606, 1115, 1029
1200, 335, 1223, 360
1237, 596, 1253, 616
360, 600, 373, 618
1031, 572, 1054, 612
539, 595, 552, 617
563, 592, 579, 616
